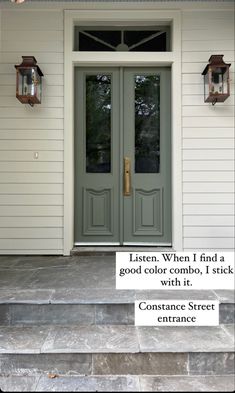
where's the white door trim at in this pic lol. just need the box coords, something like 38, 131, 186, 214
64, 8, 183, 255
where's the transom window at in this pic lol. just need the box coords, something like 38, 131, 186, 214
74, 26, 171, 52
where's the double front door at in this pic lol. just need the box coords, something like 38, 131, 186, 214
74, 67, 171, 245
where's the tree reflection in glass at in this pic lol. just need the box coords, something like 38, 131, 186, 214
86, 74, 111, 173
135, 75, 160, 173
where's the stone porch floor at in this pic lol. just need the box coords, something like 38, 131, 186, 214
0, 254, 234, 303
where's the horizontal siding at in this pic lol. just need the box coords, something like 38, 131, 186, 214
182, 128, 234, 138
184, 216, 234, 227
1, 11, 63, 31
0, 141, 63, 150
0, 9, 64, 254
182, 106, 233, 117
0, 228, 63, 239
0, 130, 63, 140
0, 239, 63, 250
183, 172, 234, 182
183, 139, 234, 149
182, 9, 234, 250
0, 184, 63, 194
0, 119, 64, 130
1, 30, 63, 43
0, 206, 63, 216
183, 117, 234, 128
184, 227, 234, 238
0, 194, 63, 205
1, 41, 63, 53
0, 217, 63, 228
0, 52, 64, 64
0, 162, 63, 172
0, 173, 63, 183
183, 149, 234, 160
184, 238, 234, 249
0, 108, 63, 119
183, 193, 234, 204
183, 161, 234, 171
184, 205, 234, 215
182, 28, 234, 42
183, 182, 234, 193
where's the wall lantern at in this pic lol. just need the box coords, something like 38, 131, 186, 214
15, 56, 44, 107
202, 55, 231, 105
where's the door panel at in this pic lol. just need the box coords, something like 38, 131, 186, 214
74, 68, 120, 243
74, 67, 171, 245
123, 68, 171, 244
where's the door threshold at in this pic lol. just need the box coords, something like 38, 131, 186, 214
71, 245, 174, 256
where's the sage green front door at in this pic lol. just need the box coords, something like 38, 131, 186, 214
74, 67, 171, 245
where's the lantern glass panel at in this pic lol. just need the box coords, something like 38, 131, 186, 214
222, 68, 229, 95
211, 67, 223, 95
37, 73, 42, 102
17, 67, 41, 100
204, 72, 209, 100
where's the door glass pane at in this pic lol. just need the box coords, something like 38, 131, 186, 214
86, 74, 111, 173
135, 75, 160, 173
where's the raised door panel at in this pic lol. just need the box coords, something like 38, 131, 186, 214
134, 188, 163, 236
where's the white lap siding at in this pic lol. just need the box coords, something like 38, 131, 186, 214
182, 9, 234, 250
0, 10, 64, 254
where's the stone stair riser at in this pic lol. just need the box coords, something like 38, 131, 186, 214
0, 352, 234, 377
0, 303, 234, 326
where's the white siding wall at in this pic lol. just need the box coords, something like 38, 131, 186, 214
0, 4, 234, 254
0, 10, 64, 254
182, 10, 234, 250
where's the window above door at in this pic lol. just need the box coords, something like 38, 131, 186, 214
74, 26, 171, 52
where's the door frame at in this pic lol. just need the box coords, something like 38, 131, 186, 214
64, 8, 182, 254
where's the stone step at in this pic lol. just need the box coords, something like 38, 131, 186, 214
0, 374, 235, 392
0, 289, 234, 326
0, 325, 234, 377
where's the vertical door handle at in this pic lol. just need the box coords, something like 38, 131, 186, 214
124, 157, 131, 196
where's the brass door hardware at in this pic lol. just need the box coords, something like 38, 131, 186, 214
124, 157, 131, 196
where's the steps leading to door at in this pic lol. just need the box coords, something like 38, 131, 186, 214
0, 289, 234, 326
0, 256, 234, 391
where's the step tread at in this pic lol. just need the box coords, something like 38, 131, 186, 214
0, 325, 233, 355
0, 375, 234, 392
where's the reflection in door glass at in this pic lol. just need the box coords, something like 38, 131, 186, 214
135, 75, 160, 173
86, 74, 111, 173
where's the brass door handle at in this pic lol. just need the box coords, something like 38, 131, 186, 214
124, 157, 131, 196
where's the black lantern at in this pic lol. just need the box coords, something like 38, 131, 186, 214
202, 55, 231, 105
15, 56, 44, 106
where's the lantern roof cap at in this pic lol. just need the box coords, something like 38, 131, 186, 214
15, 56, 44, 76
202, 55, 231, 75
